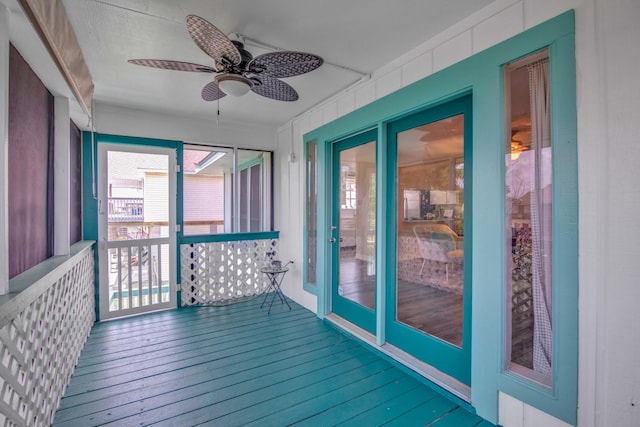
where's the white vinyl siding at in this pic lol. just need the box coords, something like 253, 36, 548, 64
183, 175, 224, 222
143, 172, 169, 224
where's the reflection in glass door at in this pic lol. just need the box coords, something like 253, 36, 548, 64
331, 130, 377, 334
387, 96, 471, 385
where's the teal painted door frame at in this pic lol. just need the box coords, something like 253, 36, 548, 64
385, 94, 472, 386
82, 132, 183, 319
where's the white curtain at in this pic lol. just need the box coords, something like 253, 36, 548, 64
528, 58, 553, 375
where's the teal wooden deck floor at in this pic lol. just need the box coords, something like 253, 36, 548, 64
53, 297, 494, 426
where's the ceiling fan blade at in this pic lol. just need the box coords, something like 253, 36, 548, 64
128, 59, 217, 73
249, 51, 323, 78
250, 75, 298, 101
186, 15, 241, 66
201, 81, 227, 101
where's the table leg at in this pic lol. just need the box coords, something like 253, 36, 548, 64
260, 271, 292, 314
260, 274, 276, 308
272, 273, 291, 312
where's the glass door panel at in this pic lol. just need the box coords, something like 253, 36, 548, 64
396, 115, 465, 347
386, 95, 471, 385
331, 130, 377, 333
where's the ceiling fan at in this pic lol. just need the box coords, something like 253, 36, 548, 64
128, 14, 324, 102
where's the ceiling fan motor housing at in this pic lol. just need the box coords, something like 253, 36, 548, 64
231, 40, 254, 70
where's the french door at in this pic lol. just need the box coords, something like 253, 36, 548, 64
98, 144, 177, 320
330, 130, 377, 334
386, 95, 472, 385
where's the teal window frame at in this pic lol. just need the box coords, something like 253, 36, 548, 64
182, 144, 232, 236
303, 139, 318, 294
83, 133, 279, 314
180, 146, 274, 236
303, 11, 577, 425
84, 135, 276, 242
496, 18, 578, 423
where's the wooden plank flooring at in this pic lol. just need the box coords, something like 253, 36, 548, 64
53, 297, 493, 426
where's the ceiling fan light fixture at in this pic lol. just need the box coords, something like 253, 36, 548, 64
215, 73, 253, 97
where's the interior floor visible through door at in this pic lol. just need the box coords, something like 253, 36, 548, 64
338, 256, 463, 347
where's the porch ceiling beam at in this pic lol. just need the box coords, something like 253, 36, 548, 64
16, 0, 93, 116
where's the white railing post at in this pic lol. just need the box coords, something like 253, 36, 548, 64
54, 96, 71, 256
0, 3, 10, 295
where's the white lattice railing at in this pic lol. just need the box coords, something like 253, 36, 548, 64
0, 241, 95, 427
180, 235, 279, 306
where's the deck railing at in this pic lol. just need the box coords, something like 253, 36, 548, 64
180, 232, 279, 306
105, 238, 171, 316
0, 242, 95, 427
108, 197, 144, 222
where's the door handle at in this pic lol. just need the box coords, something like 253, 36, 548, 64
329, 225, 338, 244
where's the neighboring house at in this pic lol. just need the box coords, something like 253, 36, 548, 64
182, 174, 225, 234
107, 150, 226, 238
1, 1, 639, 427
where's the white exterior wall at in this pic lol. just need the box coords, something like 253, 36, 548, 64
183, 175, 224, 222
276, 0, 640, 426
145, 173, 224, 226
275, 124, 316, 313
94, 102, 278, 151
143, 173, 169, 223
588, 1, 640, 426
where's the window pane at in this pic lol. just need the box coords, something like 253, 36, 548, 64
307, 141, 317, 285
505, 50, 552, 383
183, 147, 231, 235
396, 114, 465, 347
107, 151, 170, 241
183, 146, 272, 235
240, 167, 249, 232
250, 164, 261, 232
238, 149, 271, 233
338, 140, 376, 310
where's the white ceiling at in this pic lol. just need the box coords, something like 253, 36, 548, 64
31, 0, 496, 127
